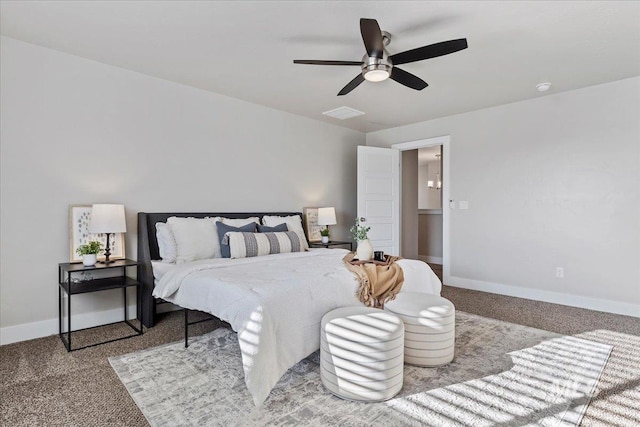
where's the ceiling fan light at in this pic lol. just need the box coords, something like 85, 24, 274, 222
364, 69, 390, 82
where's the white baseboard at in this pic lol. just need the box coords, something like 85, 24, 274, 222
446, 275, 640, 318
419, 255, 443, 264
0, 304, 138, 346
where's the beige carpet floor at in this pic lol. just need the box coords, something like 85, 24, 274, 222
1, 285, 639, 427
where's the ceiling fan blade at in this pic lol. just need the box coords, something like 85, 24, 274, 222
390, 38, 468, 65
390, 67, 428, 91
293, 60, 362, 66
338, 74, 365, 96
360, 18, 384, 59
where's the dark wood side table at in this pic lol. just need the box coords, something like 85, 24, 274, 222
58, 259, 143, 352
309, 240, 353, 251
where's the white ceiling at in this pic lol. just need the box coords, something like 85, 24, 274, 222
2, 1, 639, 133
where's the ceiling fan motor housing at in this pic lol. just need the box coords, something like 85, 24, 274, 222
361, 30, 393, 82
361, 51, 393, 81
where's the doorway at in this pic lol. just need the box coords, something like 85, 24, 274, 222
392, 136, 450, 283
417, 145, 443, 260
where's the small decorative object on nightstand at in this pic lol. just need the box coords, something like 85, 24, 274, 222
58, 259, 142, 351
76, 241, 102, 266
318, 207, 337, 244
89, 204, 127, 264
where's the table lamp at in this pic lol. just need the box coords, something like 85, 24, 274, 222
89, 204, 126, 263
318, 207, 337, 243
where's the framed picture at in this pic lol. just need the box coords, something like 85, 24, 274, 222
303, 207, 323, 242
69, 205, 126, 263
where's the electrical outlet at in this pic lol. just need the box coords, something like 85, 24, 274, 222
555, 267, 564, 278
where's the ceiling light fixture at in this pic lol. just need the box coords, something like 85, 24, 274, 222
436, 153, 442, 190
428, 154, 442, 190
364, 69, 390, 82
536, 82, 552, 92
361, 49, 392, 82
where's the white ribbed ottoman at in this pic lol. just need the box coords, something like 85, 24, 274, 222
320, 306, 405, 402
385, 292, 455, 366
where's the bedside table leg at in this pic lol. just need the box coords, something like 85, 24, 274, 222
67, 292, 72, 352
58, 286, 62, 337
58, 286, 71, 352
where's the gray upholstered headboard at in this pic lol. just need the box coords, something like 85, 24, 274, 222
137, 212, 304, 327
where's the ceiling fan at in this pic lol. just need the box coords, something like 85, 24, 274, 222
293, 18, 468, 96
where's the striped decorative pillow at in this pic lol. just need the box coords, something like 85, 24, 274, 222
226, 231, 305, 259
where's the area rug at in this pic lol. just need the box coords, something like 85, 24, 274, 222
109, 311, 611, 427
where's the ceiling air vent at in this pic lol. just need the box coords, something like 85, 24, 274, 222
322, 106, 365, 120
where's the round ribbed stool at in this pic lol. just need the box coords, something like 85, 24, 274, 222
385, 292, 455, 366
320, 306, 405, 402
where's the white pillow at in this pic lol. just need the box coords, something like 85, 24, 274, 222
155, 222, 177, 263
167, 217, 221, 263
262, 215, 309, 250
221, 217, 260, 227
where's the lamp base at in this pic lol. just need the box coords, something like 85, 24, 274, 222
101, 233, 112, 264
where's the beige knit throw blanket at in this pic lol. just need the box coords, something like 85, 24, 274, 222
343, 253, 404, 308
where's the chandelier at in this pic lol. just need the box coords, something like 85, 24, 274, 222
427, 154, 442, 190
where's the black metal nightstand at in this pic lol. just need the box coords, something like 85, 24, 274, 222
309, 240, 353, 251
58, 259, 143, 351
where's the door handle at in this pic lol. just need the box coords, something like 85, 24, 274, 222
360, 217, 366, 222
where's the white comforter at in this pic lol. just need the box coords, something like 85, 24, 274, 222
153, 249, 442, 406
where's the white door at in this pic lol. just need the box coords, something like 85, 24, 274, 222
357, 146, 400, 256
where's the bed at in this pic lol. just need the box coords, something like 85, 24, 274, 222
137, 211, 442, 406
137, 212, 307, 328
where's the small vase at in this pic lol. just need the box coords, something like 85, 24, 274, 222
356, 239, 374, 261
321, 236, 329, 244
82, 254, 97, 266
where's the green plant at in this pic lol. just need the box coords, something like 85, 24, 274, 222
76, 241, 103, 256
350, 218, 371, 241
320, 228, 330, 237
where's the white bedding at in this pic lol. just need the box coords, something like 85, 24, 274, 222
153, 248, 442, 406
150, 260, 174, 283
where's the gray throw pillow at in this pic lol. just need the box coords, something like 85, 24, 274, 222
257, 223, 288, 233
216, 222, 257, 258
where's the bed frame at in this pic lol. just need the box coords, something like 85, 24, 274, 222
137, 212, 304, 328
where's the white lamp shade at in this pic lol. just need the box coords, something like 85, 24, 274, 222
317, 207, 337, 226
89, 204, 127, 233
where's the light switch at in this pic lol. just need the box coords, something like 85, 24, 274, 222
459, 201, 469, 210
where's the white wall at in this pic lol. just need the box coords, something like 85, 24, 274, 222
368, 77, 640, 316
418, 213, 443, 261
0, 36, 365, 342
